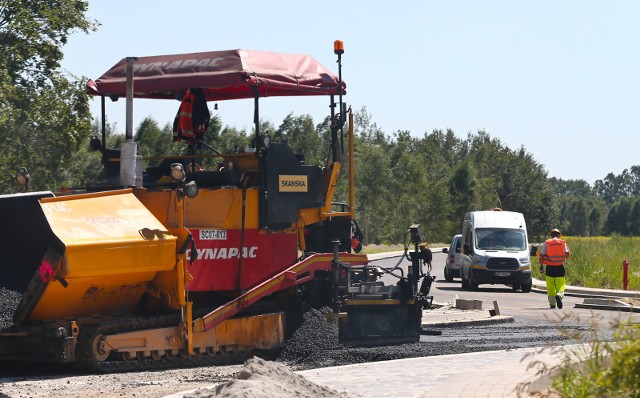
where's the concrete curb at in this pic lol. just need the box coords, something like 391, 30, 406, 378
532, 277, 640, 299
365, 248, 446, 262
574, 303, 640, 312
532, 277, 640, 311
422, 299, 514, 327
423, 315, 515, 328
366, 250, 406, 261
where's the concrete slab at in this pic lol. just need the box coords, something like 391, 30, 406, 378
421, 308, 514, 327
583, 297, 631, 307
455, 298, 483, 310
575, 297, 640, 312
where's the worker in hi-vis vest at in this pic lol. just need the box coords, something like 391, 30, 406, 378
538, 228, 571, 309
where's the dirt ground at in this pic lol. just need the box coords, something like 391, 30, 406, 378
0, 308, 353, 398
0, 316, 321, 398
1, 363, 243, 398
0, 357, 358, 398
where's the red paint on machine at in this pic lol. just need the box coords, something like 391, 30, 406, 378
187, 229, 297, 291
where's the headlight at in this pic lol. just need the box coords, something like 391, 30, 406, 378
262, 133, 271, 148
519, 256, 531, 264
185, 181, 199, 198
472, 254, 488, 265
170, 163, 185, 181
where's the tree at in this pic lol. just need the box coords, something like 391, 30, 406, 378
549, 177, 594, 197
588, 204, 607, 236
460, 132, 555, 240
207, 119, 250, 154
0, 1, 97, 192
449, 158, 479, 234
499, 146, 556, 240
275, 113, 324, 166
414, 129, 458, 241
629, 197, 640, 236
55, 117, 118, 189
595, 172, 631, 204
385, 131, 432, 242
136, 118, 173, 159
606, 197, 633, 235
553, 179, 607, 236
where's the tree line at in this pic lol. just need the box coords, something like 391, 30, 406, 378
0, 104, 585, 243
552, 166, 640, 238
1, 1, 638, 245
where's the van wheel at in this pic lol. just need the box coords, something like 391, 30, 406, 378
521, 280, 532, 293
461, 269, 469, 289
444, 267, 454, 282
468, 272, 479, 291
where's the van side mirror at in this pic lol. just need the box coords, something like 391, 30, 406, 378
530, 246, 538, 257
463, 243, 471, 255
442, 248, 448, 253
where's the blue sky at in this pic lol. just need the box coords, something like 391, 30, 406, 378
60, 1, 640, 185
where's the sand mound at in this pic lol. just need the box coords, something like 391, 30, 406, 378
184, 356, 354, 398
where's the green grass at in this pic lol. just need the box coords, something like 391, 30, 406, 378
553, 236, 640, 290
530, 236, 640, 290
360, 242, 447, 255
360, 244, 406, 255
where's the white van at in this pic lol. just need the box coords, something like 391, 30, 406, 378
442, 234, 462, 282
459, 209, 532, 292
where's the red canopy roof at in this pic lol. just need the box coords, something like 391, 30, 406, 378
86, 49, 345, 101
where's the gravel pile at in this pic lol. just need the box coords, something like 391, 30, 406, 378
0, 287, 21, 330
277, 307, 341, 368
275, 306, 581, 372
276, 307, 441, 371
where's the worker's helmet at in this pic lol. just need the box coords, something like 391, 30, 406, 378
550, 228, 561, 236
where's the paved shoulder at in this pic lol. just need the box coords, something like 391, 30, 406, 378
298, 346, 560, 398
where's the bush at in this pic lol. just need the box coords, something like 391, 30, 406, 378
552, 318, 640, 397
519, 313, 640, 397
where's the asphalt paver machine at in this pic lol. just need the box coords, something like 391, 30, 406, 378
0, 42, 434, 370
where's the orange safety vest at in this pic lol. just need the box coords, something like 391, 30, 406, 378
541, 238, 569, 266
173, 88, 209, 143
177, 90, 195, 141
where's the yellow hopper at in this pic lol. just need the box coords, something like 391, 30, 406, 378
12, 189, 177, 325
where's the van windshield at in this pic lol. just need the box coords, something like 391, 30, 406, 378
475, 228, 527, 251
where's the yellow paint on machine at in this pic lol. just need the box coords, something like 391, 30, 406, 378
195, 313, 284, 351
101, 313, 284, 355
29, 273, 158, 320
135, 187, 260, 229
29, 190, 177, 321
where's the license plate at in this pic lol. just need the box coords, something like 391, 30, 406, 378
199, 229, 227, 240
495, 272, 511, 277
